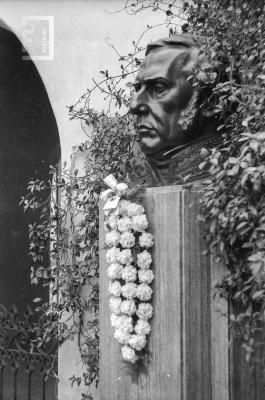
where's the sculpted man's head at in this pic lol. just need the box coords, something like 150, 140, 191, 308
130, 34, 210, 157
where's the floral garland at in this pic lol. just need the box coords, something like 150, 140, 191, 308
101, 175, 154, 364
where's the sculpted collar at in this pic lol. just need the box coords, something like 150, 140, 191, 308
145, 134, 223, 185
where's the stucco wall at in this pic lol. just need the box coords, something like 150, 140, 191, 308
1, 0, 167, 161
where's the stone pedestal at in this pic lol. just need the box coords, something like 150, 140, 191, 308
99, 186, 229, 400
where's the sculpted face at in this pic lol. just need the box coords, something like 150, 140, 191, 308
130, 46, 199, 155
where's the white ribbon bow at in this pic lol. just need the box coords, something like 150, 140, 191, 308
101, 174, 129, 214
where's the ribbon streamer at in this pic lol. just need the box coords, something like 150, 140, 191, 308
101, 174, 129, 214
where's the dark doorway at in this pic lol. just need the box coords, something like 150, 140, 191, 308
0, 20, 60, 400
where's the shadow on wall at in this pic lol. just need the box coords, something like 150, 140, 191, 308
0, 19, 61, 312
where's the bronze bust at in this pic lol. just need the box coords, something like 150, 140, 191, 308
130, 34, 221, 184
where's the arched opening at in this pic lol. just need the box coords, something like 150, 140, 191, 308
0, 20, 60, 400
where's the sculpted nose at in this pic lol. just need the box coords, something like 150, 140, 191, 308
130, 95, 149, 116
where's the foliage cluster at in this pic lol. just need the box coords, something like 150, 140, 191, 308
21, 111, 148, 396
186, 0, 265, 357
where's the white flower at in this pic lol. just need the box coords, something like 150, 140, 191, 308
137, 250, 152, 269
121, 345, 138, 363
121, 265, 137, 282
116, 315, 133, 333
106, 247, 120, 264
108, 280, 122, 297
136, 303, 153, 320
120, 232, 135, 248
114, 329, 131, 345
108, 213, 119, 230
138, 269, 154, 284
107, 263, 123, 280
116, 183, 129, 195
118, 200, 130, 216
129, 334, 146, 351
121, 282, 137, 299
118, 249, 133, 265
104, 183, 154, 361
127, 202, 145, 217
104, 174, 118, 189
132, 214, 148, 232
110, 313, 120, 328
134, 319, 151, 336
120, 299, 136, 316
139, 232, 154, 248
109, 296, 122, 314
136, 283, 153, 301
105, 230, 120, 247
117, 216, 133, 233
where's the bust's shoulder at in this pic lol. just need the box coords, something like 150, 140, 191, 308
168, 135, 223, 184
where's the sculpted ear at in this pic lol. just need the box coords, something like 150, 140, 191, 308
195, 52, 218, 118
178, 91, 199, 131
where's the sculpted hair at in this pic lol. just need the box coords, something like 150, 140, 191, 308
145, 34, 200, 56
145, 34, 202, 78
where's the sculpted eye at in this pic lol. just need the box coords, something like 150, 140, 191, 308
152, 83, 169, 98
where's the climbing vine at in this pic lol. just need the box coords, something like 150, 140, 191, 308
21, 110, 150, 397
186, 0, 265, 359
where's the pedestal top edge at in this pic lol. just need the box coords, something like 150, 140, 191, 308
145, 184, 202, 194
